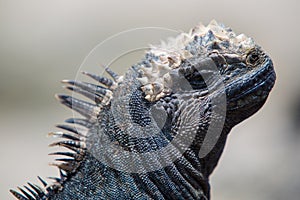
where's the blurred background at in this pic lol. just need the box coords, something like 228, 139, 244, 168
1, 0, 299, 199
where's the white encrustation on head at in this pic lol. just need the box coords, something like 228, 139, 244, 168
137, 20, 256, 102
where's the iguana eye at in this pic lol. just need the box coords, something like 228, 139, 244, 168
246, 50, 260, 65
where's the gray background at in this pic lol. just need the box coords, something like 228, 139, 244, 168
1, 0, 299, 199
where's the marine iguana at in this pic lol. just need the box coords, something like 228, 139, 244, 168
10, 20, 276, 200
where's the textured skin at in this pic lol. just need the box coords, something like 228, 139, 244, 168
11, 21, 276, 200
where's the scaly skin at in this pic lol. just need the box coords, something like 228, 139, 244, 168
11, 21, 276, 200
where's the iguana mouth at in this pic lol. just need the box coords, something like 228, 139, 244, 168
226, 57, 276, 110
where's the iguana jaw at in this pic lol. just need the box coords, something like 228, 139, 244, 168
225, 67, 275, 127
222, 52, 275, 122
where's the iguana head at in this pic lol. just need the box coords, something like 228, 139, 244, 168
138, 20, 276, 124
